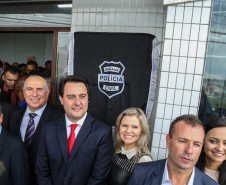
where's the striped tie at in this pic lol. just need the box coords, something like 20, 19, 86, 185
24, 113, 37, 145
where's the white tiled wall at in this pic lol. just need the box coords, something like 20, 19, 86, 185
70, 0, 213, 161
71, 0, 166, 44
151, 0, 213, 160
70, 0, 166, 160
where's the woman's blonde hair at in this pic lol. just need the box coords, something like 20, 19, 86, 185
114, 107, 152, 159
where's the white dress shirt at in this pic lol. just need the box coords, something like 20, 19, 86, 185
65, 112, 87, 139
20, 104, 47, 141
162, 160, 195, 185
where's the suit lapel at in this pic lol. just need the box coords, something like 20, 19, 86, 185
150, 169, 164, 184
31, 103, 51, 146
193, 167, 203, 185
17, 107, 26, 139
0, 129, 6, 155
57, 115, 69, 164
148, 159, 165, 184
68, 113, 93, 163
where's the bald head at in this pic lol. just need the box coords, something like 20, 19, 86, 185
23, 75, 48, 92
23, 75, 49, 112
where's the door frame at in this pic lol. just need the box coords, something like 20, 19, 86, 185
0, 27, 70, 105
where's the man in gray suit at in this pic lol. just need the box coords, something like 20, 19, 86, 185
128, 115, 219, 185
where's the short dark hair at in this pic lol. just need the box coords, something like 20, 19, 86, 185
169, 114, 204, 138
19, 72, 28, 78
19, 63, 26, 69
40, 69, 51, 79
59, 75, 89, 97
45, 60, 52, 67
27, 60, 38, 69
4, 65, 19, 75
0, 103, 2, 114
28, 70, 41, 76
4, 62, 10, 68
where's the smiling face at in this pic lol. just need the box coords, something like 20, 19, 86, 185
166, 121, 204, 173
119, 115, 142, 151
24, 76, 49, 112
204, 127, 226, 168
59, 82, 88, 123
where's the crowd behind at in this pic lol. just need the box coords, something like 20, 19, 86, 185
0, 56, 52, 107
0, 55, 225, 185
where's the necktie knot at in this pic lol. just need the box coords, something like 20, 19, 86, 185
70, 123, 78, 132
29, 113, 37, 119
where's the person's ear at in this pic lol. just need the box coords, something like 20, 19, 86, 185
2, 74, 5, 81
166, 134, 170, 148
59, 95, 63, 105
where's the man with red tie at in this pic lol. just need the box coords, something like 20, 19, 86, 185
36, 75, 113, 185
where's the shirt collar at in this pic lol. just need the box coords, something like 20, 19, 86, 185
117, 146, 137, 159
0, 125, 2, 134
25, 103, 47, 117
187, 167, 195, 185
162, 160, 195, 185
3, 83, 13, 92
162, 160, 171, 184
65, 112, 87, 127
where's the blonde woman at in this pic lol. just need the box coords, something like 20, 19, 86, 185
108, 107, 153, 185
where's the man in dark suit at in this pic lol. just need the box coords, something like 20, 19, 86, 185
128, 115, 219, 185
0, 102, 17, 129
8, 75, 63, 185
36, 75, 113, 185
0, 103, 30, 185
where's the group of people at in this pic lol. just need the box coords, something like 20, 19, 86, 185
0, 56, 52, 77
0, 57, 52, 108
0, 64, 225, 185
128, 115, 226, 185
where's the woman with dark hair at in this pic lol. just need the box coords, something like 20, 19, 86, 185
108, 107, 153, 185
196, 118, 226, 185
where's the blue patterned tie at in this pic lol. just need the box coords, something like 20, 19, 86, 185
25, 113, 37, 145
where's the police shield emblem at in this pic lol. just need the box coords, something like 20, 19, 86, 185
98, 61, 125, 98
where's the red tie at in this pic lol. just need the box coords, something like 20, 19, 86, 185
68, 124, 78, 155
